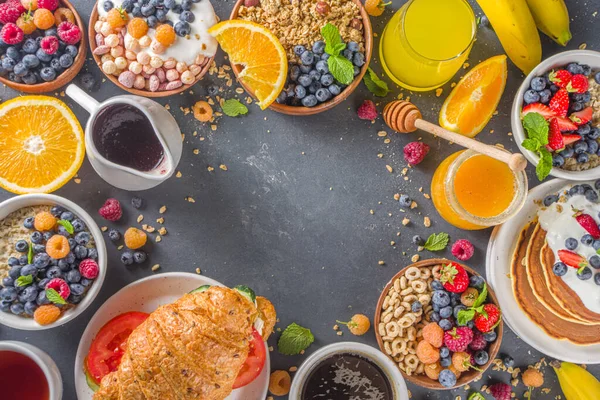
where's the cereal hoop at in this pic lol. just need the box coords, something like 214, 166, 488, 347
0, 0, 87, 94
88, 2, 214, 98
374, 258, 504, 390
229, 0, 373, 116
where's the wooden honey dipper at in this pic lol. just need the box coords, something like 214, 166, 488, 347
383, 100, 528, 172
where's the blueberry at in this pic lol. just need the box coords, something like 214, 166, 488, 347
589, 255, 600, 269
328, 84, 341, 96
2, 276, 14, 287
58, 259, 70, 272
174, 21, 191, 37
439, 318, 453, 331
18, 255, 28, 266
593, 240, 600, 251
346, 41, 359, 52
10, 303, 24, 315
530, 76, 546, 91
308, 69, 321, 82
121, 251, 134, 265
320, 73, 334, 87
141, 4, 155, 16
58, 53, 73, 69
571, 101, 584, 112
560, 146, 575, 158
523, 89, 540, 104
294, 45, 306, 56
131, 5, 142, 16
22, 54, 40, 69
312, 40, 325, 54
439, 306, 452, 319
8, 265, 22, 281
0, 287, 17, 302
301, 94, 318, 107
342, 49, 353, 61
577, 266, 592, 280
353, 65, 360, 77
411, 301, 422, 312
108, 229, 121, 242
22, 72, 37, 85
28, 231, 43, 245
566, 62, 584, 75
180, 10, 194, 23
536, 89, 551, 104
165, 0, 176, 8
299, 64, 312, 74
46, 266, 62, 279
65, 45, 78, 58
568, 184, 585, 197
484, 330, 497, 342
565, 237, 578, 250
440, 357, 452, 367
552, 262, 568, 277
33, 253, 50, 269
65, 252, 75, 264
15, 240, 28, 253
353, 52, 365, 67
18, 286, 38, 303
315, 88, 331, 103
543, 194, 559, 206
72, 219, 85, 233
474, 350, 489, 366
68, 294, 82, 304
133, 251, 147, 263
432, 290, 451, 307
155, 8, 168, 22
0, 301, 11, 313
321, 53, 330, 61
182, 0, 192, 10
432, 304, 440, 312
315, 60, 329, 75
577, 153, 589, 163
581, 234, 594, 246
300, 50, 314, 66
22, 38, 38, 54
6, 46, 20, 60
66, 269, 81, 283
289, 65, 301, 82
59, 211, 74, 222
121, 0, 134, 12
590, 128, 600, 140
88, 248, 98, 260
595, 273, 600, 286
69, 283, 85, 296
40, 67, 56, 82
585, 188, 599, 202
80, 278, 92, 287
577, 124, 591, 136
36, 48, 52, 63
74, 231, 90, 246
595, 72, 600, 85
23, 301, 38, 316
552, 154, 565, 167
35, 290, 50, 306
51, 207, 65, 218
430, 311, 440, 322
103, 0, 114, 11
57, 225, 70, 237
438, 369, 457, 387
8, 72, 22, 83
431, 280, 444, 290
294, 85, 306, 99
13, 62, 28, 77
73, 245, 88, 259
587, 139, 599, 155
399, 194, 412, 207
298, 74, 312, 87
574, 141, 589, 154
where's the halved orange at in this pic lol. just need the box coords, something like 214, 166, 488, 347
439, 55, 508, 138
209, 20, 288, 110
0, 96, 85, 194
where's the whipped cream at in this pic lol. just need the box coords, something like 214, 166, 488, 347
98, 0, 218, 65
538, 182, 600, 313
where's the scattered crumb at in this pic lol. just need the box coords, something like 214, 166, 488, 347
378, 260, 385, 266
101, 226, 107, 232
159, 206, 167, 214
219, 164, 228, 171
137, 215, 144, 223
151, 264, 160, 272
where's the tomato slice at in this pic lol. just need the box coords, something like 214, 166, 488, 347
232, 328, 266, 389
85, 311, 149, 385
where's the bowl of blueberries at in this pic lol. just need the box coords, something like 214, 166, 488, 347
0, 0, 87, 94
229, 0, 373, 115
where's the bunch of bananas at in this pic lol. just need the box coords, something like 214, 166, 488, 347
552, 361, 600, 400
476, 0, 571, 74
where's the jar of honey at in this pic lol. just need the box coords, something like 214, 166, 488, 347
431, 149, 528, 230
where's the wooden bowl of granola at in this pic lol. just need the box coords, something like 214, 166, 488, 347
0, 0, 87, 94
374, 258, 503, 390
229, 0, 372, 115
88, 2, 214, 98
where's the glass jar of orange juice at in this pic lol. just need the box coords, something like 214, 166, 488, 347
431, 150, 528, 230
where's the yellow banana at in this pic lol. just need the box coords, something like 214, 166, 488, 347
475, 0, 541, 74
526, 0, 572, 46
551, 361, 600, 400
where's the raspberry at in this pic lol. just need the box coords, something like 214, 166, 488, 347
99, 198, 122, 221
37, 0, 58, 11
40, 35, 59, 54
46, 235, 70, 259
107, 7, 128, 29
403, 141, 430, 165
21, 0, 38, 11
34, 304, 61, 325
0, 3, 21, 23
124, 227, 147, 249
422, 322, 444, 348
155, 23, 176, 46
337, 314, 370, 335
443, 327, 474, 352
416, 340, 440, 364
53, 7, 74, 24
16, 13, 36, 34
451, 351, 473, 372
57, 21, 81, 44
357, 100, 378, 120
489, 383, 512, 400
522, 368, 544, 388
423, 362, 441, 380
9, 0, 26, 13
0, 23, 23, 44
33, 7, 54, 29
451, 239, 474, 261
79, 259, 100, 279
34, 211, 56, 231
127, 17, 148, 39
46, 278, 70, 299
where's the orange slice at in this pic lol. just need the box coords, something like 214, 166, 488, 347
0, 96, 85, 194
209, 20, 287, 110
439, 55, 507, 138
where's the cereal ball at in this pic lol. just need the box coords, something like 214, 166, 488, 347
114, 56, 128, 70
163, 58, 176, 69
149, 40, 166, 54
189, 64, 202, 76
148, 75, 160, 91
125, 50, 137, 60
195, 54, 206, 65
150, 56, 163, 68
118, 71, 136, 88
100, 54, 115, 64
176, 61, 188, 73
166, 69, 179, 82
133, 75, 145, 89
522, 368, 544, 388
100, 22, 113, 37
124, 227, 147, 249
102, 60, 117, 74
181, 70, 195, 85
105, 33, 119, 48
94, 20, 103, 33
110, 46, 124, 58
124, 36, 140, 51
422, 322, 444, 348
127, 17, 148, 39
142, 65, 155, 75
139, 35, 151, 48
416, 340, 440, 364
424, 362, 442, 380
268, 370, 291, 396
136, 51, 150, 65
34, 211, 56, 231
155, 24, 176, 46
128, 61, 142, 74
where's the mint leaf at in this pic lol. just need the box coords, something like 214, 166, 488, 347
278, 322, 314, 355
222, 99, 248, 117
522, 112, 549, 145
473, 283, 488, 308
423, 232, 450, 251
15, 275, 33, 287
321, 23, 344, 56
363, 67, 389, 97
57, 219, 74, 235
328, 55, 354, 85
457, 309, 475, 325
536, 147, 553, 181
521, 138, 540, 152
27, 241, 33, 264
46, 288, 67, 305
469, 393, 486, 400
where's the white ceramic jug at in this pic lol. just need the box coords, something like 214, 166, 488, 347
66, 84, 182, 191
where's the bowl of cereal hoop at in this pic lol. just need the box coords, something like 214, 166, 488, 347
0, 194, 107, 331
0, 0, 87, 93
228, 0, 373, 115
374, 258, 503, 390
89, 0, 217, 97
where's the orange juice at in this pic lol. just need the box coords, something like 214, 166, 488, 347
379, 0, 476, 91
431, 150, 527, 230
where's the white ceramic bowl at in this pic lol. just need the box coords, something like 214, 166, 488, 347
512, 50, 600, 181
289, 342, 410, 400
0, 340, 63, 399
0, 194, 107, 330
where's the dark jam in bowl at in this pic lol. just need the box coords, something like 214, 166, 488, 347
92, 103, 164, 172
302, 352, 393, 400
0, 351, 49, 400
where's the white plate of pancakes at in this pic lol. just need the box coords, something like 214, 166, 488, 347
74, 272, 270, 400
487, 179, 600, 364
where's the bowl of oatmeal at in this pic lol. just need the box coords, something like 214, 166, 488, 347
231, 0, 372, 115
88, 0, 218, 97
512, 50, 600, 181
0, 194, 107, 331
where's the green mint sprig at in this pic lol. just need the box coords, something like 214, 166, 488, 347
363, 67, 389, 97
15, 275, 33, 287
423, 232, 450, 251
57, 219, 74, 235
321, 23, 354, 85
222, 99, 248, 117
278, 322, 314, 355
521, 112, 552, 181
46, 288, 67, 305
457, 283, 488, 325
27, 241, 33, 264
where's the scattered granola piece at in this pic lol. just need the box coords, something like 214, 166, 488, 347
158, 227, 167, 235
386, 165, 393, 173
155, 235, 162, 243
137, 215, 144, 223
101, 226, 108, 232
156, 217, 164, 224
151, 264, 160, 272
176, 171, 182, 178
411, 254, 420, 262
378, 260, 385, 266
159, 206, 167, 214
424, 216, 431, 227
219, 164, 228, 171
207, 166, 215, 172
402, 217, 410, 226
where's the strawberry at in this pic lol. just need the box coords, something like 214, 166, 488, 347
573, 207, 600, 239
557, 249, 587, 268
569, 106, 593, 125
562, 134, 582, 146
549, 89, 570, 117
554, 116, 578, 132
521, 103, 556, 120
567, 74, 589, 93
546, 118, 564, 151
474, 304, 501, 333
439, 263, 469, 293
549, 69, 572, 88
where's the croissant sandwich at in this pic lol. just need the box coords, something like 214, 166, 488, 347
88, 285, 276, 400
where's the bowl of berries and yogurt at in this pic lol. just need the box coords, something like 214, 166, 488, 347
512, 50, 600, 181
89, 0, 218, 97
0, 194, 106, 330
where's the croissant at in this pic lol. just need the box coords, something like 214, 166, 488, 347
93, 287, 276, 400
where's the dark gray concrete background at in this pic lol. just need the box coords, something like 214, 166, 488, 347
0, 0, 599, 398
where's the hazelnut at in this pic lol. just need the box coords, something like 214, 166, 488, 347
244, 0, 260, 6
316, 1, 330, 15
350, 18, 363, 31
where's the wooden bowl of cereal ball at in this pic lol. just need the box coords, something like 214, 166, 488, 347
0, 0, 87, 94
374, 258, 503, 390
88, 0, 216, 98
229, 0, 373, 115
